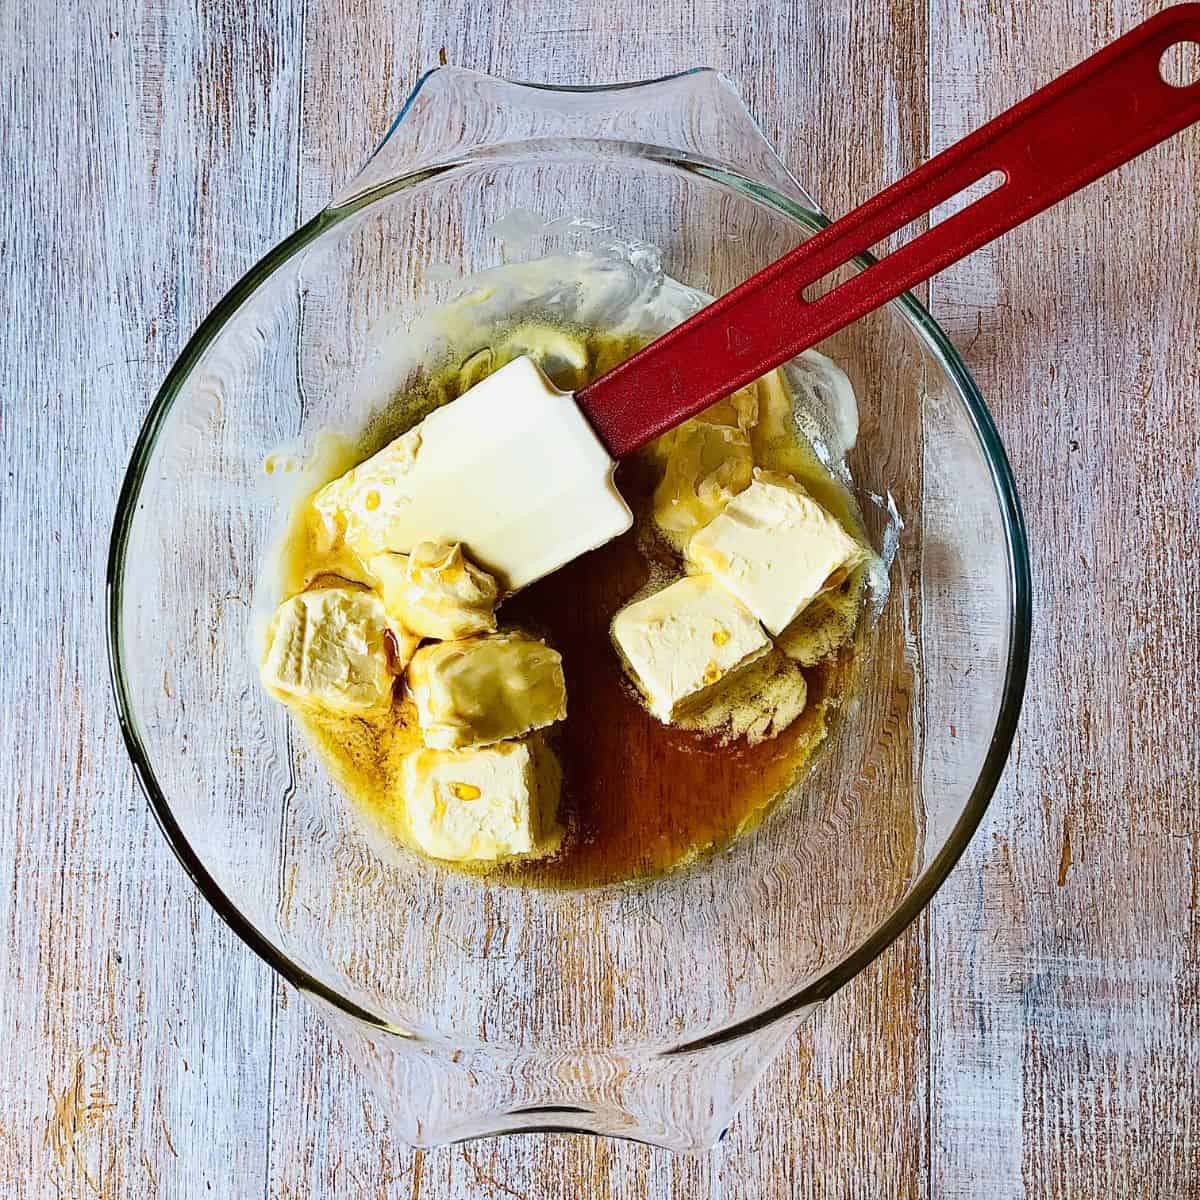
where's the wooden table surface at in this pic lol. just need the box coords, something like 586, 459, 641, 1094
4, 1, 1199, 1196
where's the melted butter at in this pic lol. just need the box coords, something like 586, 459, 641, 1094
293, 698, 425, 846
751, 367, 862, 532
265, 317, 869, 887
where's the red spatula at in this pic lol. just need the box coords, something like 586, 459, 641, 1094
579, 4, 1200, 456
331, 6, 1200, 592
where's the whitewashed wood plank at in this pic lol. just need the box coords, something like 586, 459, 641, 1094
0, 2, 303, 1196
12, 0, 1199, 1195
927, 3, 1200, 1197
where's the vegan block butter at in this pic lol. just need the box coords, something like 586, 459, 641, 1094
401, 738, 562, 862
611, 575, 770, 722
407, 632, 567, 750
688, 469, 866, 636
260, 587, 397, 715
370, 540, 499, 641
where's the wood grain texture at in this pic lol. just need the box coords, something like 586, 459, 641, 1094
926, 3, 1200, 1198
1, 0, 1197, 1197
0, 2, 302, 1196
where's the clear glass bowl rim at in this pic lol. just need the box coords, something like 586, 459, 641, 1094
106, 69, 1032, 1053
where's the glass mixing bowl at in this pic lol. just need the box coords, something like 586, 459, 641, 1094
108, 68, 1030, 1151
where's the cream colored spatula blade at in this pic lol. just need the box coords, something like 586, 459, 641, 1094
314, 356, 631, 593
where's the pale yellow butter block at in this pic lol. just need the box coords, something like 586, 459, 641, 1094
260, 587, 396, 715
688, 469, 866, 636
407, 633, 566, 750
652, 421, 753, 539
674, 648, 808, 745
370, 541, 498, 641
402, 738, 562, 863
647, 382, 757, 463
311, 427, 423, 562
610, 574, 770, 723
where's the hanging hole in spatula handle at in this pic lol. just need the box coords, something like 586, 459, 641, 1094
579, 4, 1200, 459
1160, 37, 1200, 87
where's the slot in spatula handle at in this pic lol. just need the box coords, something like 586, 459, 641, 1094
578, 4, 1200, 458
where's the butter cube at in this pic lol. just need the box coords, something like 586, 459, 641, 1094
648, 381, 757, 461
312, 427, 423, 561
260, 587, 396, 715
369, 541, 498, 641
610, 575, 770, 722
402, 738, 563, 863
407, 633, 567, 750
688, 470, 866, 636
652, 421, 753, 539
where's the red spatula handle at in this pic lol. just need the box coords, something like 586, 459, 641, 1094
578, 5, 1200, 458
